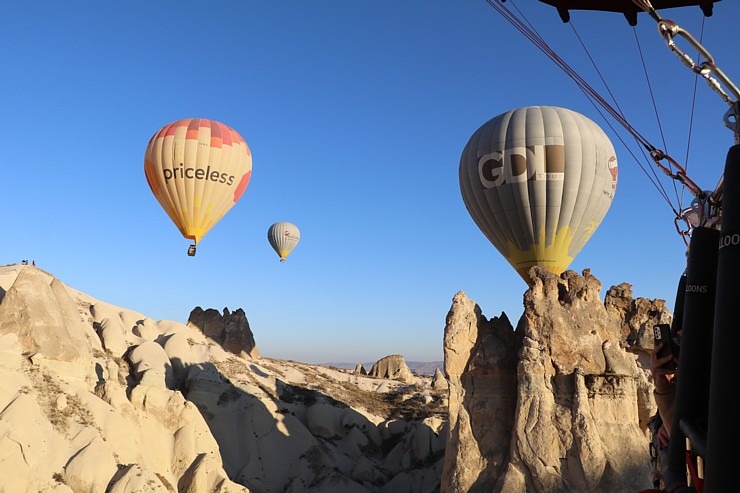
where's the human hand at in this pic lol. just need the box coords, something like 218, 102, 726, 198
650, 341, 678, 393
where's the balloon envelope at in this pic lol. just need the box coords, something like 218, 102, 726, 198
459, 106, 618, 283
268, 222, 300, 262
144, 118, 252, 249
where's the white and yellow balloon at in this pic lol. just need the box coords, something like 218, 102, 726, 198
268, 222, 300, 262
144, 118, 252, 256
459, 106, 618, 282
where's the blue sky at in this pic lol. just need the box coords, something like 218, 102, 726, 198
3, 1, 737, 363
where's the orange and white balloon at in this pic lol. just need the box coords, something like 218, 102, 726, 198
144, 118, 252, 253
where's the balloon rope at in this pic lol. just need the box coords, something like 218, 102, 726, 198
681, 18, 705, 208
485, 0, 653, 150
484, 0, 706, 220
567, 20, 670, 207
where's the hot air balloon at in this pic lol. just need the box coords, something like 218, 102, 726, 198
144, 118, 252, 256
459, 106, 618, 283
267, 222, 300, 262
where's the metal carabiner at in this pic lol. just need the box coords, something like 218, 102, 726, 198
657, 19, 739, 106
658, 20, 713, 67
650, 151, 703, 198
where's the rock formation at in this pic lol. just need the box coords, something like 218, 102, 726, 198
0, 263, 669, 493
431, 369, 448, 391
354, 362, 367, 375
186, 306, 259, 359
368, 354, 417, 384
441, 267, 668, 493
0, 264, 447, 493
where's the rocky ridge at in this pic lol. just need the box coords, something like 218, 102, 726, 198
0, 263, 668, 492
0, 264, 447, 493
441, 267, 668, 493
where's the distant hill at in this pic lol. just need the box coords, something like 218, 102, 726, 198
322, 360, 444, 376
406, 361, 444, 376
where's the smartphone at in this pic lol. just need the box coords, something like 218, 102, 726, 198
653, 323, 678, 370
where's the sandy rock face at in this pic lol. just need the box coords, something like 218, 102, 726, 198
0, 266, 248, 493
441, 290, 522, 492
0, 264, 448, 493
354, 362, 367, 375
187, 306, 259, 359
431, 368, 448, 390
0, 263, 670, 493
0, 267, 94, 363
368, 354, 416, 383
441, 267, 669, 493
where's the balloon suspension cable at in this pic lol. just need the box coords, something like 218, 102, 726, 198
650, 149, 702, 197
601, 2, 737, 227
656, 19, 740, 115
650, 145, 726, 248
645, 146, 708, 229
598, 1, 740, 149
487, 0, 654, 151
652, 16, 740, 202
489, 0, 734, 245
